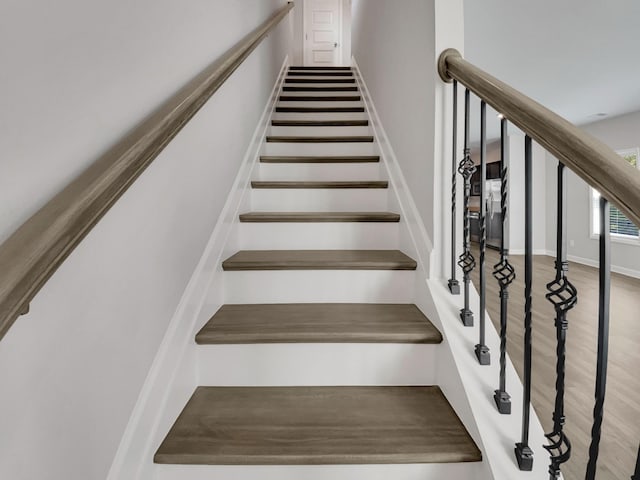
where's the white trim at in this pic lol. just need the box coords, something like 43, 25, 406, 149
569, 254, 640, 279
105, 57, 289, 480
589, 229, 640, 246
544, 251, 640, 280
506, 249, 550, 256
351, 58, 434, 275
589, 147, 640, 244
421, 280, 550, 479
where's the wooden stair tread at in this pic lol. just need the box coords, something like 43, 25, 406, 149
154, 386, 481, 465
196, 304, 442, 344
283, 86, 358, 92
276, 106, 365, 113
239, 212, 400, 223
280, 95, 361, 102
271, 119, 369, 127
251, 181, 387, 189
260, 155, 379, 163
222, 250, 417, 271
285, 78, 356, 84
266, 136, 373, 143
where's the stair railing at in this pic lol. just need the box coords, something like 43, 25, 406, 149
0, 2, 294, 343
439, 48, 640, 479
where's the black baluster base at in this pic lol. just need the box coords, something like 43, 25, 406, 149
475, 344, 490, 365
494, 390, 511, 414
448, 279, 460, 295
515, 443, 534, 471
460, 309, 473, 327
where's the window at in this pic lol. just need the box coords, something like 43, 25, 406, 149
591, 148, 640, 242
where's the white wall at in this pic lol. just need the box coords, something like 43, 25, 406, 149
505, 133, 547, 254
545, 110, 640, 276
351, 0, 464, 278
351, 0, 437, 246
0, 1, 291, 479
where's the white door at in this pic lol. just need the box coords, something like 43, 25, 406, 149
303, 0, 342, 67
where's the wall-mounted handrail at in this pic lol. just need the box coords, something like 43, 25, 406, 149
438, 48, 640, 228
0, 2, 294, 342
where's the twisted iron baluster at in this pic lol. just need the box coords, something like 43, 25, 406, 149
458, 88, 475, 327
586, 196, 611, 480
515, 135, 534, 471
475, 100, 490, 365
448, 80, 460, 295
544, 162, 577, 479
493, 118, 514, 413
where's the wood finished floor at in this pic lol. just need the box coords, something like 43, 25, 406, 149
470, 246, 640, 480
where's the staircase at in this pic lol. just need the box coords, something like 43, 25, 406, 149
153, 66, 482, 478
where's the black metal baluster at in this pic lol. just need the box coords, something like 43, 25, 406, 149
632, 444, 640, 480
448, 80, 460, 295
544, 162, 577, 479
493, 117, 514, 414
515, 135, 534, 471
585, 196, 611, 480
475, 100, 490, 365
457, 88, 475, 327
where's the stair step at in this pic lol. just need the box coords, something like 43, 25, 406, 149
222, 250, 416, 271
280, 95, 361, 102
289, 66, 352, 71
272, 119, 369, 127
154, 386, 481, 465
239, 212, 399, 223
285, 78, 356, 84
260, 155, 379, 163
251, 181, 387, 189
276, 106, 365, 113
288, 71, 353, 77
196, 304, 441, 344
283, 86, 358, 92
266, 136, 373, 143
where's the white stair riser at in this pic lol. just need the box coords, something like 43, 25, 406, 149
285, 77, 355, 82
196, 344, 437, 386
224, 271, 414, 303
277, 101, 363, 108
284, 82, 358, 89
280, 91, 360, 97
272, 112, 368, 121
258, 162, 381, 181
270, 125, 371, 136
154, 463, 480, 480
263, 142, 377, 156
239, 223, 399, 249
287, 70, 353, 73
251, 189, 388, 212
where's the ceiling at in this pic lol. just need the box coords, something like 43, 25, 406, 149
464, 0, 640, 142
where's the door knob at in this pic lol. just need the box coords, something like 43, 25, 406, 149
334, 42, 338, 48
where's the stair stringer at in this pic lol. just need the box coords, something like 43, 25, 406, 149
352, 58, 489, 480
104, 57, 290, 480
353, 59, 550, 478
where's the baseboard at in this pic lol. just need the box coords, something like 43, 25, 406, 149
508, 249, 551, 256
544, 251, 640, 280
351, 58, 434, 276
105, 56, 290, 480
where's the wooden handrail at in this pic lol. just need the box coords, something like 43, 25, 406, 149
0, 2, 294, 342
438, 48, 640, 229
